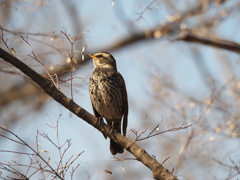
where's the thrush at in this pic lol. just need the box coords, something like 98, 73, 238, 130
88, 52, 128, 155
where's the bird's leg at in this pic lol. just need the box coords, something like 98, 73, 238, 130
98, 117, 108, 139
110, 121, 114, 134
97, 117, 103, 125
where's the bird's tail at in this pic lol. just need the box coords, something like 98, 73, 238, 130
107, 120, 124, 155
110, 139, 123, 155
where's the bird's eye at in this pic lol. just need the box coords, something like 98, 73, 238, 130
96, 54, 103, 58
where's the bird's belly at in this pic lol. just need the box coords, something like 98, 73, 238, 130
93, 90, 123, 120
96, 100, 119, 120
89, 73, 124, 120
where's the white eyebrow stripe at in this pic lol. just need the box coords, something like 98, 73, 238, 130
95, 52, 110, 58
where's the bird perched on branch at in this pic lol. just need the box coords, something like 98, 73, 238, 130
88, 52, 128, 155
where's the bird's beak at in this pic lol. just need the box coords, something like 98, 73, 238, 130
87, 54, 95, 59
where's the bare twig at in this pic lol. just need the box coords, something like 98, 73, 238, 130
130, 126, 148, 140
2, 27, 59, 38
0, 163, 29, 179
136, 0, 156, 21
0, 117, 83, 179
135, 124, 192, 141
41, 115, 82, 178
20, 35, 59, 88
0, 127, 63, 180
175, 129, 194, 173
61, 29, 83, 100
58, 151, 84, 177
0, 26, 11, 53
70, 164, 80, 180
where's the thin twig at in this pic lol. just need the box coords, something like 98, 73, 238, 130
20, 36, 58, 88
136, 0, 156, 21
0, 127, 63, 180
136, 124, 192, 141
61, 29, 78, 100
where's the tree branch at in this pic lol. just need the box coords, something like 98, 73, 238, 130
0, 47, 178, 180
177, 31, 240, 54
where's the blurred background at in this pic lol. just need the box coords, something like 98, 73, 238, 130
1, 0, 240, 179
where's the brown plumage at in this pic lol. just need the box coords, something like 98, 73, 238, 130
88, 52, 128, 155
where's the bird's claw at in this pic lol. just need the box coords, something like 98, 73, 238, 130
98, 117, 103, 125
110, 121, 114, 134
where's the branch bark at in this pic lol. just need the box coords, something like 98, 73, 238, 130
177, 31, 240, 54
0, 47, 178, 180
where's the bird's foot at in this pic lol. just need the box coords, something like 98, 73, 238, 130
97, 117, 103, 125
98, 117, 107, 139
110, 121, 114, 135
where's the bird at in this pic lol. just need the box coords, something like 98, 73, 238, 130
88, 52, 128, 155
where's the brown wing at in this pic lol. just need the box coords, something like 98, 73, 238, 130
118, 72, 128, 137
91, 103, 106, 139
91, 103, 101, 118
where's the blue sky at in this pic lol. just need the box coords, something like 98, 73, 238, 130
1, 0, 240, 179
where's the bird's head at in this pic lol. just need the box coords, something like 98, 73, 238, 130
88, 52, 117, 70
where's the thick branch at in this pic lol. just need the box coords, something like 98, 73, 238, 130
0, 47, 178, 180
177, 31, 240, 54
